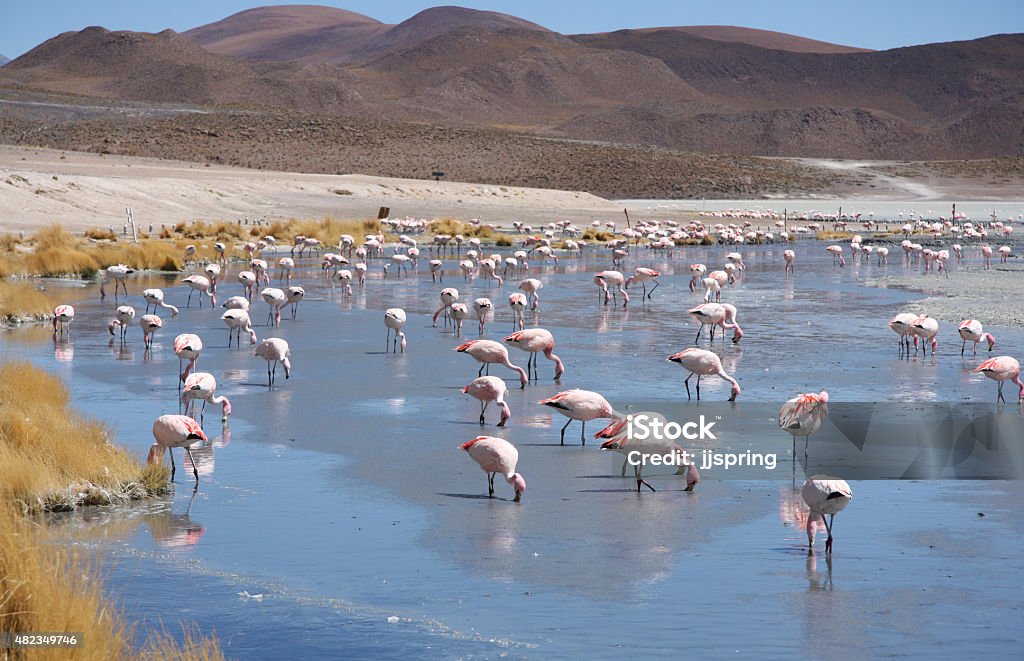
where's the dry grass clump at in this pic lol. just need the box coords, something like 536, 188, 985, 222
582, 228, 616, 242
0, 361, 168, 514
0, 504, 225, 661
817, 230, 855, 240
23, 246, 101, 278
85, 227, 118, 241
95, 242, 183, 272
0, 281, 55, 323
0, 233, 22, 253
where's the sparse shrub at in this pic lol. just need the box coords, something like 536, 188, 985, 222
85, 228, 117, 241
0, 281, 54, 321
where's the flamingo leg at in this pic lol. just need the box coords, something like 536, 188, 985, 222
479, 401, 487, 425
169, 447, 177, 481
824, 513, 835, 554
684, 373, 693, 401
478, 363, 485, 377
580, 420, 586, 446
487, 472, 495, 497
559, 418, 572, 445
186, 290, 194, 308
648, 281, 658, 299
696, 374, 702, 400
962, 339, 966, 356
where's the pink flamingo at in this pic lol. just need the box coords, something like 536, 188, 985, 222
625, 267, 660, 300
910, 315, 939, 356
688, 263, 707, 292
238, 270, 257, 301
594, 271, 629, 307
450, 303, 469, 336
148, 414, 208, 483
667, 348, 740, 401
384, 308, 407, 353
826, 245, 845, 267
504, 328, 564, 380
957, 319, 995, 355
221, 309, 257, 347
596, 414, 700, 492
462, 376, 511, 426
783, 249, 795, 274
888, 312, 918, 355
518, 278, 542, 310
688, 303, 743, 344
52, 304, 75, 337
539, 389, 616, 446
139, 314, 163, 349
998, 245, 1012, 263
255, 337, 291, 387
108, 305, 135, 342
278, 257, 294, 284
182, 372, 232, 422
726, 252, 745, 270
182, 275, 217, 308
432, 288, 459, 327
975, 356, 1023, 403
173, 333, 203, 381
251, 259, 270, 285
473, 298, 492, 335
142, 289, 178, 317
204, 263, 221, 293
508, 293, 527, 331
286, 286, 304, 320
802, 476, 853, 554
460, 436, 526, 502
701, 276, 721, 303
779, 391, 829, 457
455, 340, 527, 388
260, 287, 287, 327
981, 246, 993, 269
430, 259, 444, 283
333, 269, 353, 297
99, 265, 134, 300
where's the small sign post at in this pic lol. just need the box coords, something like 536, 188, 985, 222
432, 171, 445, 182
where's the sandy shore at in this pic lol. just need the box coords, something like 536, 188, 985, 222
0, 145, 633, 234
865, 263, 1024, 328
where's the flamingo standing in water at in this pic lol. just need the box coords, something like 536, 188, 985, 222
888, 312, 918, 355
384, 308, 407, 353
450, 303, 469, 336
204, 263, 221, 293
726, 252, 745, 271
432, 288, 459, 327
222, 296, 248, 310
462, 376, 511, 426
910, 315, 939, 356
473, 298, 492, 335
140, 314, 163, 349
958, 319, 995, 355
333, 270, 353, 297
594, 271, 629, 307
783, 249, 795, 274
286, 286, 304, 320
779, 391, 830, 457
826, 245, 845, 267
975, 356, 1023, 403
625, 267, 660, 300
108, 305, 136, 342
182, 372, 232, 422
221, 309, 257, 347
148, 414, 208, 483
596, 414, 700, 492
667, 348, 741, 401
277, 257, 294, 284
142, 289, 179, 317
688, 264, 707, 292
689, 303, 743, 344
508, 293, 527, 331
504, 328, 564, 380
173, 333, 203, 381
182, 275, 217, 308
52, 304, 74, 337
260, 287, 287, 327
430, 259, 444, 283
455, 340, 527, 388
701, 277, 721, 303
460, 436, 526, 502
255, 338, 291, 386
539, 389, 616, 446
981, 246, 993, 269
238, 270, 257, 301
518, 278, 542, 310
99, 265, 135, 300
802, 476, 853, 554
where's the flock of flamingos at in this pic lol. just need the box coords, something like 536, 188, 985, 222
43, 220, 1022, 555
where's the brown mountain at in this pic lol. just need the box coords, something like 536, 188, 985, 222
1, 5, 1021, 160
614, 25, 870, 54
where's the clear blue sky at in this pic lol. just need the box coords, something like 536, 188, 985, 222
3, 1, 1022, 59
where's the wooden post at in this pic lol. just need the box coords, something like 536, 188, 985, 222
126, 207, 137, 243
623, 208, 630, 229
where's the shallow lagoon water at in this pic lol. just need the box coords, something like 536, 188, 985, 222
7, 243, 1024, 658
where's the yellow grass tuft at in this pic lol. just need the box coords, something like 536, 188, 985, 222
0, 361, 169, 513
0, 280, 55, 322
582, 228, 616, 242
85, 227, 118, 241
0, 503, 225, 661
